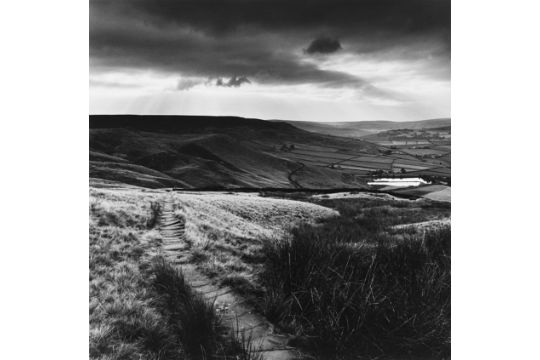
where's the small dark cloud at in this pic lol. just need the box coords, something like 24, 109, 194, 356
306, 37, 342, 54
216, 76, 251, 87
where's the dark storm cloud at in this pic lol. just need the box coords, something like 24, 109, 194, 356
306, 37, 342, 54
216, 76, 251, 87
90, 0, 450, 94
90, 12, 372, 88
106, 0, 450, 35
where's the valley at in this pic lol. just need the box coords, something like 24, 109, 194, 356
90, 115, 451, 194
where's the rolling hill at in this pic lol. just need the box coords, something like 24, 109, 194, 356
90, 115, 450, 189
90, 115, 381, 189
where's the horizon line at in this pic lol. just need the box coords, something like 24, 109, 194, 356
89, 114, 451, 123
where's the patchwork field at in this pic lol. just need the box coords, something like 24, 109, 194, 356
274, 142, 444, 178
358, 126, 451, 181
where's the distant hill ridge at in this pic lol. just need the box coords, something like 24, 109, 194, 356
274, 118, 451, 138
90, 114, 298, 133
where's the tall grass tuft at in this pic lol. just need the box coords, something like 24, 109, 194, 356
260, 224, 451, 358
146, 201, 162, 229
149, 257, 219, 358
149, 258, 265, 359
221, 319, 264, 360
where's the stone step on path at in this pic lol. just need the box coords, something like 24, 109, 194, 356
158, 198, 302, 360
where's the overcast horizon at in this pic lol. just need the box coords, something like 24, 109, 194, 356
90, 0, 450, 122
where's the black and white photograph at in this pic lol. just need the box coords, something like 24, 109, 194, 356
6, 1, 540, 359
89, 1, 450, 359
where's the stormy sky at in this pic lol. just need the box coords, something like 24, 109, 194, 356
90, 0, 450, 121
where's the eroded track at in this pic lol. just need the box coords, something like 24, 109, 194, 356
158, 199, 301, 360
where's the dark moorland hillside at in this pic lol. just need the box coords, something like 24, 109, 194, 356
90, 115, 450, 189
91, 114, 298, 133
90, 115, 381, 189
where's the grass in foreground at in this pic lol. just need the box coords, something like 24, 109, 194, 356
257, 195, 451, 359
90, 187, 450, 359
165, 190, 450, 358
89, 187, 259, 360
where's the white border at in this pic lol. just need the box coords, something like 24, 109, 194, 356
453, 0, 540, 358
2, 0, 540, 358
0, 1, 88, 359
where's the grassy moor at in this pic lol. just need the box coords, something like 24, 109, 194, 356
90, 113, 450, 360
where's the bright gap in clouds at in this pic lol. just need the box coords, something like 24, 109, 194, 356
90, 67, 449, 122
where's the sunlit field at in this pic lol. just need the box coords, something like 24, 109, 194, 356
168, 192, 337, 284
89, 187, 262, 360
